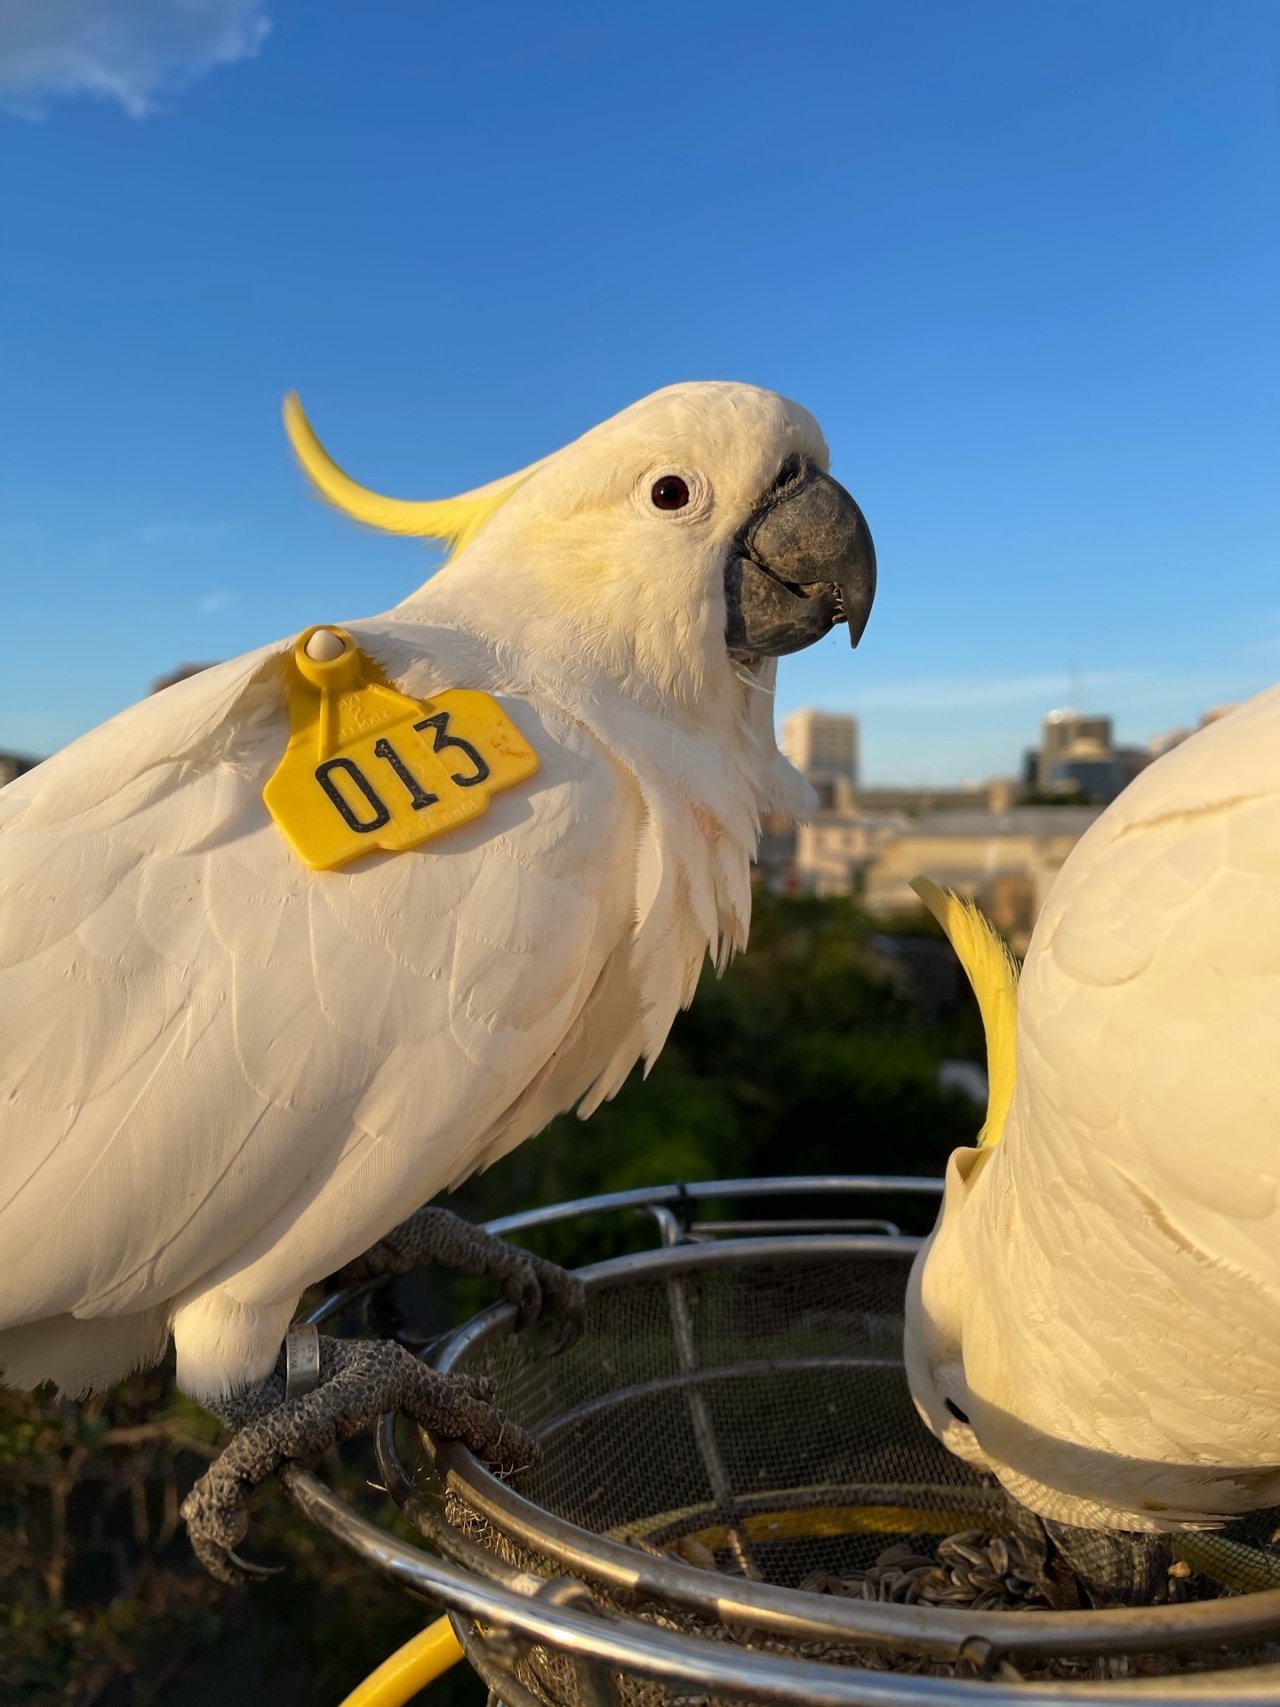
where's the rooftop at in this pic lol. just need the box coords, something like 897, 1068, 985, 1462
897, 806, 1104, 839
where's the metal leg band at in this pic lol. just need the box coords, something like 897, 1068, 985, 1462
284, 1321, 321, 1402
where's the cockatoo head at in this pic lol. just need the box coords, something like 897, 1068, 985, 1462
283, 382, 875, 714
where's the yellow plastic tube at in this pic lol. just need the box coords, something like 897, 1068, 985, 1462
338, 1616, 465, 1707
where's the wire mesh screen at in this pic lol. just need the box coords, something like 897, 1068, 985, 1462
456, 1250, 983, 1576
423, 1242, 1280, 1704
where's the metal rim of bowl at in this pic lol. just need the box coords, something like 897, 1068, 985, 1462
284, 1459, 1280, 1706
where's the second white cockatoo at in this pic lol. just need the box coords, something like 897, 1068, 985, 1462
0, 381, 876, 1575
905, 685, 1280, 1601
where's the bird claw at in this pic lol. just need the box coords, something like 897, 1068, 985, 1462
503, 1253, 586, 1353
332, 1206, 586, 1357
186, 1532, 286, 1585
183, 1337, 536, 1582
184, 1500, 276, 1586
545, 1303, 585, 1357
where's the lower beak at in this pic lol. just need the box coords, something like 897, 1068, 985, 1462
724, 461, 877, 659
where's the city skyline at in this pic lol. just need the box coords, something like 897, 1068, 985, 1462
832, 669, 1271, 787
772, 695, 1212, 938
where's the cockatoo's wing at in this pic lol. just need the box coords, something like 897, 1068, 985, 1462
1019, 682, 1280, 1235
0, 626, 639, 1395
964, 683, 1280, 1513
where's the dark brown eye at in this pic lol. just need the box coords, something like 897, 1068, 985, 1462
650, 474, 690, 511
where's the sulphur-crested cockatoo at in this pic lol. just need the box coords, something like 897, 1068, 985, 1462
906, 686, 1280, 1602
0, 381, 876, 1576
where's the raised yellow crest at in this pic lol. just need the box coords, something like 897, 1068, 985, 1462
911, 877, 1020, 1148
283, 392, 543, 558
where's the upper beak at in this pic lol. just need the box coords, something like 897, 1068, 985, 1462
724, 460, 877, 659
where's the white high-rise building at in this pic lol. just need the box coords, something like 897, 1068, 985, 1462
779, 709, 859, 803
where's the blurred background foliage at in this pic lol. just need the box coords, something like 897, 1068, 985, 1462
2, 892, 985, 1706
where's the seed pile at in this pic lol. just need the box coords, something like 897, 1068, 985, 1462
799, 1530, 1057, 1612
639, 1528, 1246, 1687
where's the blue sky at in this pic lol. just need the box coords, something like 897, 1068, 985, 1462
2, 0, 1277, 783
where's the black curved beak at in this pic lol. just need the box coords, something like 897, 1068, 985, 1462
724, 459, 877, 659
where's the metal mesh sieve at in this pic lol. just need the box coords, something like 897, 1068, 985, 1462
286, 1181, 1280, 1706
437, 1241, 983, 1588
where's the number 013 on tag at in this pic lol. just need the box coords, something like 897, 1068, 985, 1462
264, 629, 539, 871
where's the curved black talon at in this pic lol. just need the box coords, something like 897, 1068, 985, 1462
225, 1548, 285, 1583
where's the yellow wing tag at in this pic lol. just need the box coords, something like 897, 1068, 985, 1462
263, 626, 539, 871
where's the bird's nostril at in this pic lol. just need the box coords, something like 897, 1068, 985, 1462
945, 1398, 971, 1424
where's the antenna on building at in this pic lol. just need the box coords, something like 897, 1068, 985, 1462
1069, 661, 1084, 710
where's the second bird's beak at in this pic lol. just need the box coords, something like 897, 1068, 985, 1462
724, 460, 877, 659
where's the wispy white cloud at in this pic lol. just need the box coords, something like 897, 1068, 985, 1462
0, 0, 270, 121
196, 588, 234, 615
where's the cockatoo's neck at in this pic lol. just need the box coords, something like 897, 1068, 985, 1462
368, 586, 813, 980
391, 573, 813, 831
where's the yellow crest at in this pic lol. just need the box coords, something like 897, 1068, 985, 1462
282, 393, 544, 557
911, 877, 1019, 1148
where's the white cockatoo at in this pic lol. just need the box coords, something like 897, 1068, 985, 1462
905, 685, 1280, 1599
0, 381, 876, 1574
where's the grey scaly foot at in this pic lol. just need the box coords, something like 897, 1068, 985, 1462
331, 1205, 586, 1354
180, 1333, 535, 1583
1042, 1516, 1173, 1607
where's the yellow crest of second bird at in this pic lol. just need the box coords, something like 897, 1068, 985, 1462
911, 877, 1020, 1148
